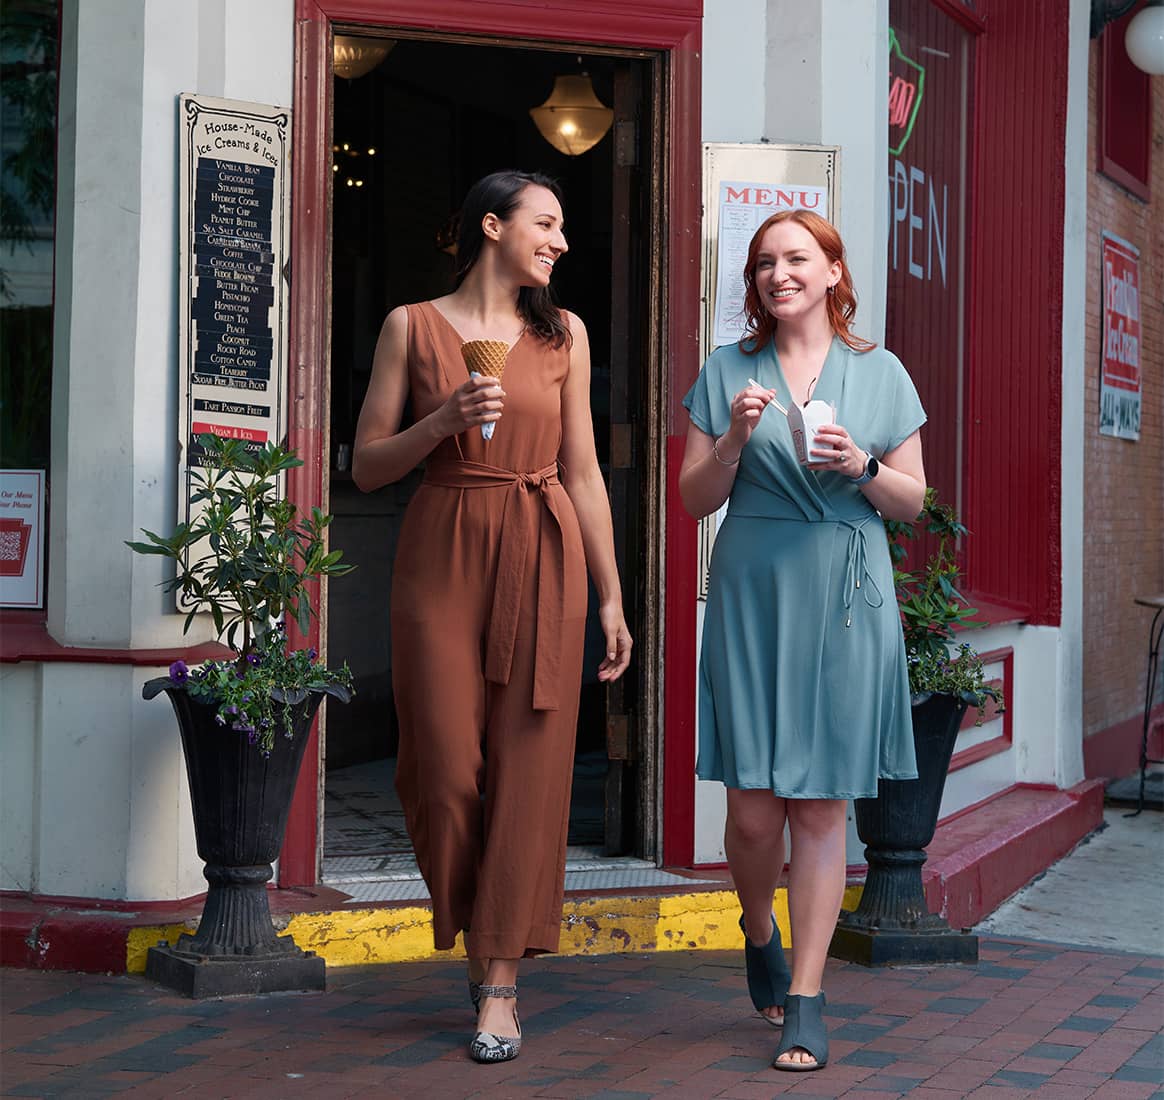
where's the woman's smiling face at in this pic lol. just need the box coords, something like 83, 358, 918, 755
490, 184, 568, 288
752, 219, 841, 323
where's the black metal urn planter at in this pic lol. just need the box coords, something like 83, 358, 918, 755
127, 434, 355, 998
143, 680, 348, 998
829, 490, 1001, 967
830, 691, 977, 966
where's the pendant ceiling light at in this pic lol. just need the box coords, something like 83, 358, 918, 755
530, 74, 614, 156
333, 35, 394, 81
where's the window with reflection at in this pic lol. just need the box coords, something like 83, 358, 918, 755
886, 1, 975, 516
0, 1, 56, 610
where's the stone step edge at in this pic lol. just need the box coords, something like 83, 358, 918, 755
921, 779, 1106, 930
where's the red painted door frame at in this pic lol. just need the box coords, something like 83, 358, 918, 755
281, 0, 703, 885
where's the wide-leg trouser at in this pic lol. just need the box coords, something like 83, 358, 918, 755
391, 486, 586, 959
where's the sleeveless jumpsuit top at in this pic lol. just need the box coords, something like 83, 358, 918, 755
390, 299, 588, 717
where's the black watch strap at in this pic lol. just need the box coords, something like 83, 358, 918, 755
848, 453, 879, 485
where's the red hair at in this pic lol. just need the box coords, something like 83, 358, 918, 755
738, 209, 875, 354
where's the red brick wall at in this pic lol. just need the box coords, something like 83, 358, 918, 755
1083, 40, 1164, 745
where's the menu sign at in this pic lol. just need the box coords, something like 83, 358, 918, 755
0, 470, 45, 608
1099, 232, 1141, 440
177, 94, 290, 609
179, 94, 290, 469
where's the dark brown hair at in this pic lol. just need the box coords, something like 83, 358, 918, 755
739, 209, 875, 354
454, 171, 570, 349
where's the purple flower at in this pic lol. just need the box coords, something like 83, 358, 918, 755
169, 660, 189, 685
226, 705, 239, 716
215, 713, 227, 726
247, 653, 261, 666
235, 666, 248, 680
307, 647, 318, 661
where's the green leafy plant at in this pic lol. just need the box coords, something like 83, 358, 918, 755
886, 488, 1003, 715
128, 434, 355, 752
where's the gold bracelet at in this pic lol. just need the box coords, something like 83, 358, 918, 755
712, 437, 740, 466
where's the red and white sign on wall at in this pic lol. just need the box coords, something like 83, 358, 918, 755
1099, 232, 1141, 440
0, 470, 46, 608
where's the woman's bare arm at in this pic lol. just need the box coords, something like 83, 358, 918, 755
557, 312, 632, 682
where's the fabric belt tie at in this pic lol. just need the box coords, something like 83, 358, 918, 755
840, 516, 884, 627
424, 458, 566, 711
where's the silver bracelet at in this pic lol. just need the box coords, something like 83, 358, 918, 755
712, 436, 740, 466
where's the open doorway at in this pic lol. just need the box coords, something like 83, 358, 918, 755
322, 31, 662, 885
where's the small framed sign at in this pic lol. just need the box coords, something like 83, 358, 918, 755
1099, 232, 1141, 440
0, 469, 46, 608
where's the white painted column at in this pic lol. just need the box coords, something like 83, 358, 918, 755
763, 0, 889, 341
1052, 0, 1089, 790
703, 0, 767, 141
50, 0, 149, 649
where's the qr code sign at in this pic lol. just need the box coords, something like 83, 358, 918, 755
0, 531, 21, 561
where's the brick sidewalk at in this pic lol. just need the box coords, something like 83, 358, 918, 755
2, 938, 1161, 1098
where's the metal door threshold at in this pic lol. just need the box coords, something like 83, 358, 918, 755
323, 847, 720, 904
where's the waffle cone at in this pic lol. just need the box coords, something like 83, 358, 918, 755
460, 339, 509, 383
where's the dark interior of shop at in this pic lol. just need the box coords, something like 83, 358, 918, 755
324, 35, 647, 865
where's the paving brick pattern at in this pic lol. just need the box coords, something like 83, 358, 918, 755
1, 938, 1161, 1098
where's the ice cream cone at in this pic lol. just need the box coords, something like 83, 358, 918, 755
460, 340, 510, 440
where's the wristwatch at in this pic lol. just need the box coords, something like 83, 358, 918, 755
848, 452, 880, 485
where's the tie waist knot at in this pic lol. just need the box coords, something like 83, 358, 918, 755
423, 459, 566, 710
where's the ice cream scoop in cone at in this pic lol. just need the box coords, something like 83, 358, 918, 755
460, 340, 510, 440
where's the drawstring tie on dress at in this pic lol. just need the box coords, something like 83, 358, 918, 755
841, 516, 884, 627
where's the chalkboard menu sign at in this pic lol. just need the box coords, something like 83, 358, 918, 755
177, 94, 291, 609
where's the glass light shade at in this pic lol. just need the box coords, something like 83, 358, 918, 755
530, 74, 614, 156
1126, 3, 1164, 74
333, 35, 394, 81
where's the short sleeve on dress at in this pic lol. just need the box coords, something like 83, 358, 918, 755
682, 345, 735, 437
874, 349, 927, 456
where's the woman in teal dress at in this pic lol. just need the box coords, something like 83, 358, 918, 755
680, 210, 927, 1071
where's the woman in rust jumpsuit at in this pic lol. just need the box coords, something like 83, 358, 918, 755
352, 171, 632, 1064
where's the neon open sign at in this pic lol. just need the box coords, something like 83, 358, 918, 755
888, 28, 925, 156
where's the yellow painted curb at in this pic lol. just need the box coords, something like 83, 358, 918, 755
126, 923, 196, 973
125, 886, 863, 972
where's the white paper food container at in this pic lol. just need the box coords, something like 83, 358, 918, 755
787, 399, 836, 465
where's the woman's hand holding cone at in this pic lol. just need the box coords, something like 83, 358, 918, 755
436, 374, 506, 438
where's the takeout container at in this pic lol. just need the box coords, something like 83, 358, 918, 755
787, 399, 836, 465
